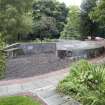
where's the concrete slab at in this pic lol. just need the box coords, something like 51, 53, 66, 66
33, 80, 51, 88
21, 82, 36, 91
35, 88, 80, 105
0, 86, 8, 96
37, 88, 56, 99
45, 94, 65, 105
62, 101, 80, 105
7, 84, 22, 95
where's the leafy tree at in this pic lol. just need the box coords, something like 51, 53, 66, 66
89, 0, 105, 23
0, 0, 33, 43
80, 0, 98, 39
32, 16, 59, 40
61, 6, 81, 39
32, 0, 68, 39
89, 0, 105, 38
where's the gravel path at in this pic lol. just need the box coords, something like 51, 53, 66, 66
4, 51, 105, 80
5, 54, 71, 80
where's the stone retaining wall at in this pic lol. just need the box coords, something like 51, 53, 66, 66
6, 43, 56, 58
57, 47, 105, 59
20, 43, 56, 55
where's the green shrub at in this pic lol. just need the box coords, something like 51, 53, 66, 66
0, 51, 6, 79
57, 60, 105, 105
0, 34, 6, 79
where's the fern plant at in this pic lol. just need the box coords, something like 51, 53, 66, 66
57, 60, 105, 105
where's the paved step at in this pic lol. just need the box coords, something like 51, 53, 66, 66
0, 69, 68, 96
32, 87, 80, 105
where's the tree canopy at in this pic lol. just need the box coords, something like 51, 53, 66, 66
80, 0, 98, 39
0, 0, 33, 43
61, 6, 81, 39
89, 0, 105, 24
1, 0, 105, 43
32, 0, 68, 39
89, 0, 105, 38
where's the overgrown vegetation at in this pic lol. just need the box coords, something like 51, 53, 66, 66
0, 0, 33, 43
0, 0, 68, 43
0, 34, 5, 79
57, 60, 105, 105
89, 0, 105, 37
0, 96, 41, 105
80, 0, 98, 39
61, 6, 81, 39
32, 0, 68, 39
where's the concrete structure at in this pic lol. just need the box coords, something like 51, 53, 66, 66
56, 40, 104, 59
5, 43, 56, 58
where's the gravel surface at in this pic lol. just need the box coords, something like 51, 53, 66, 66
4, 50, 105, 80
5, 54, 71, 80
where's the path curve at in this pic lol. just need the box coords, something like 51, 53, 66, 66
0, 53, 105, 96
0, 68, 69, 96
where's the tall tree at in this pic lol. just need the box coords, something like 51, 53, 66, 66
0, 0, 33, 43
61, 6, 81, 39
90, 0, 105, 23
32, 16, 59, 40
32, 0, 68, 39
80, 0, 98, 39
89, 0, 105, 38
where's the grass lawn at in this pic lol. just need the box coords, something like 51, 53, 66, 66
0, 96, 41, 105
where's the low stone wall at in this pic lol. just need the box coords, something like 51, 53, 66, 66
57, 46, 105, 59
20, 43, 56, 55
5, 43, 56, 58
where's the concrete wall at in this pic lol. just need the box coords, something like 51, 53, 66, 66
57, 46, 104, 59
5, 43, 56, 58
19, 43, 56, 55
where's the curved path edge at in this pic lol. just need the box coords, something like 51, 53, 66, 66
0, 68, 69, 96
0, 54, 105, 97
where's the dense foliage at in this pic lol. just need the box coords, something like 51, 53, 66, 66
0, 34, 5, 79
57, 60, 105, 105
80, 0, 98, 39
0, 96, 41, 105
32, 0, 68, 39
89, 0, 105, 37
0, 0, 33, 43
61, 6, 81, 39
32, 16, 58, 40
1, 0, 105, 42
89, 0, 105, 24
